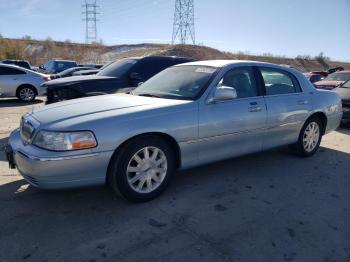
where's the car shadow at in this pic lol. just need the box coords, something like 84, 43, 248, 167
0, 145, 349, 261
0, 98, 43, 108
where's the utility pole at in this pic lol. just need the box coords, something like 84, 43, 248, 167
82, 0, 100, 44
172, 0, 195, 45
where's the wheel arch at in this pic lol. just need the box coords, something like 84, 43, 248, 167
106, 132, 182, 181
308, 111, 328, 135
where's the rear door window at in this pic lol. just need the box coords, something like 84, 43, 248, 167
0, 66, 26, 75
260, 68, 301, 95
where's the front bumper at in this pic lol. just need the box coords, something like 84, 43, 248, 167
7, 129, 113, 189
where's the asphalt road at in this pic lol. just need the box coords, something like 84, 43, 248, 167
0, 98, 349, 262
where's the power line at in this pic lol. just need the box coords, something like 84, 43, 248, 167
82, 0, 100, 44
172, 0, 195, 45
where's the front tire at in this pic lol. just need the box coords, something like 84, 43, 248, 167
108, 135, 175, 202
291, 116, 323, 157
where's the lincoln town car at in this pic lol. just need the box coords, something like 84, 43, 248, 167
6, 60, 342, 202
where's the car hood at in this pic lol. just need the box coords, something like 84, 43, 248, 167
43, 75, 117, 87
314, 80, 344, 88
30, 94, 189, 126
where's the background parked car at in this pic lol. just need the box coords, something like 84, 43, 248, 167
0, 64, 50, 101
39, 59, 78, 74
332, 79, 350, 122
72, 69, 100, 76
328, 66, 344, 74
314, 70, 350, 89
1, 59, 32, 70
44, 56, 194, 104
50, 66, 95, 79
78, 64, 104, 69
304, 73, 324, 83
310, 71, 328, 78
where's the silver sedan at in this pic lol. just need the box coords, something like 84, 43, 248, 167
6, 60, 342, 202
0, 64, 50, 101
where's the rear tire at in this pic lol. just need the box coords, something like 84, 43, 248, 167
290, 116, 323, 157
108, 135, 175, 202
17, 85, 37, 102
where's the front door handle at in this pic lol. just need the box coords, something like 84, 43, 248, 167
249, 106, 262, 112
298, 100, 308, 105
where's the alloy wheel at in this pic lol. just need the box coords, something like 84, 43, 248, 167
302, 121, 320, 152
19, 88, 35, 101
126, 146, 168, 193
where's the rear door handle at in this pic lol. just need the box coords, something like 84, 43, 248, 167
249, 106, 262, 112
298, 100, 308, 105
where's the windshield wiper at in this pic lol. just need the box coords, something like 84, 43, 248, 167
137, 93, 162, 98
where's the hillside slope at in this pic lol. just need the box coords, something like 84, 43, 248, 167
0, 38, 349, 72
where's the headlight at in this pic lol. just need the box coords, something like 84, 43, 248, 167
32, 131, 97, 151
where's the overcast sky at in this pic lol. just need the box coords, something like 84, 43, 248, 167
0, 0, 349, 61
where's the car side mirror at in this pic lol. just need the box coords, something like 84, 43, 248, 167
39, 64, 44, 70
207, 86, 237, 104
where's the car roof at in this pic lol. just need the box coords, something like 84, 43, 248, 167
176, 60, 281, 68
131, 56, 194, 61
50, 59, 77, 63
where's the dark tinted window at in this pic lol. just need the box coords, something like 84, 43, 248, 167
132, 59, 172, 81
56, 61, 76, 71
217, 67, 258, 98
0, 66, 26, 75
98, 59, 138, 77
310, 75, 323, 82
260, 68, 301, 95
17, 61, 31, 69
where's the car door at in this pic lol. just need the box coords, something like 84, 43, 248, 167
0, 66, 25, 97
258, 67, 311, 149
197, 66, 267, 164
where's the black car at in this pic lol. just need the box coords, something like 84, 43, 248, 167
50, 66, 95, 79
40, 59, 78, 74
45, 56, 194, 104
328, 67, 344, 74
1, 60, 31, 70
72, 69, 100, 76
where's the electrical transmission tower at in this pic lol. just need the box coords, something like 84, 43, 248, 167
172, 0, 195, 45
82, 0, 100, 44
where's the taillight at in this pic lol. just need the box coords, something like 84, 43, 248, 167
43, 76, 50, 81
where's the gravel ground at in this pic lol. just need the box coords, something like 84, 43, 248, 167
0, 98, 349, 262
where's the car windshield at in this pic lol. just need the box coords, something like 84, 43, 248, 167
132, 65, 217, 100
324, 72, 350, 81
341, 80, 350, 88
97, 59, 137, 77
